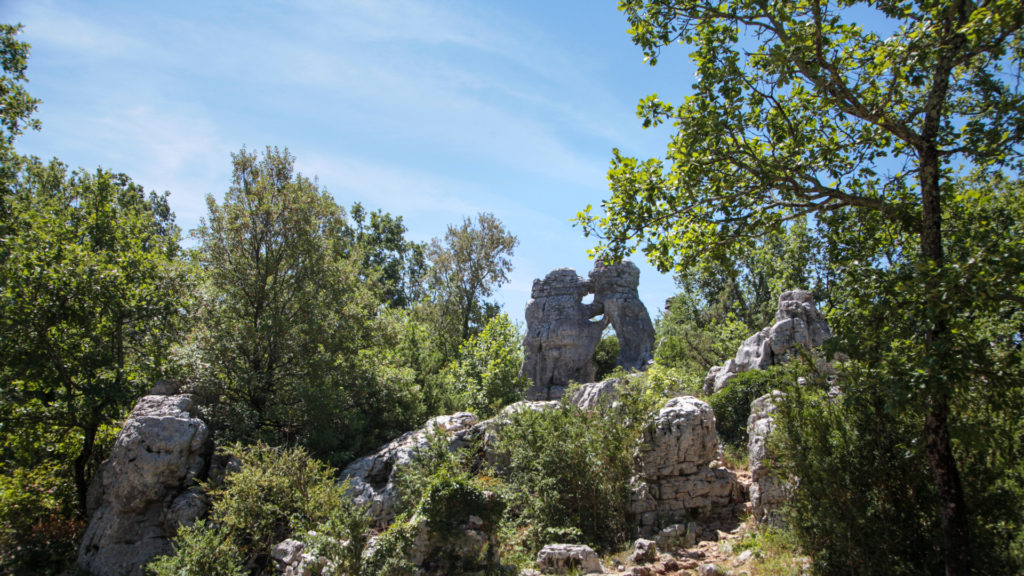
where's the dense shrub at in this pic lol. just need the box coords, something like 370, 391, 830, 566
147, 523, 246, 576
435, 313, 530, 418
494, 384, 660, 555
148, 443, 369, 575
0, 466, 82, 575
708, 365, 790, 447
361, 515, 417, 576
371, 461, 504, 576
593, 333, 621, 381
773, 368, 944, 576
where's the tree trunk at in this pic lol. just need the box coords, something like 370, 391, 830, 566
919, 143, 972, 576
74, 421, 98, 518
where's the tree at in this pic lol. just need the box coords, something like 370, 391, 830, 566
0, 24, 40, 248
0, 159, 186, 514
577, 2, 1024, 573
423, 212, 518, 362
190, 147, 383, 459
346, 202, 427, 308
436, 313, 529, 418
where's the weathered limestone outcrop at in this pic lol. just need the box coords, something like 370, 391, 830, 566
78, 392, 212, 576
630, 397, 745, 536
748, 392, 789, 526
340, 412, 481, 528
589, 260, 655, 371
536, 543, 605, 574
521, 261, 656, 400
521, 268, 606, 399
704, 289, 830, 394
570, 376, 626, 410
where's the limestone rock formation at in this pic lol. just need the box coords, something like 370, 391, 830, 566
536, 543, 605, 574
521, 261, 656, 400
78, 393, 212, 576
629, 538, 658, 564
630, 397, 745, 536
521, 268, 606, 399
340, 412, 481, 528
570, 377, 625, 410
589, 260, 655, 371
748, 391, 789, 525
705, 289, 830, 394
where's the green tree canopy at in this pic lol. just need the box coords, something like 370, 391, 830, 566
423, 212, 518, 363
0, 159, 187, 514
0, 24, 40, 240
577, 2, 1024, 573
189, 146, 389, 461
346, 202, 427, 309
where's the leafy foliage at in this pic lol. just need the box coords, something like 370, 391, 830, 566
151, 443, 370, 574
593, 332, 621, 382
0, 23, 39, 220
345, 202, 427, 309
422, 212, 518, 363
435, 313, 530, 418
708, 366, 788, 447
187, 147, 427, 464
494, 383, 661, 554
0, 465, 83, 575
147, 523, 246, 576
0, 159, 187, 514
773, 367, 944, 576
579, 2, 1024, 571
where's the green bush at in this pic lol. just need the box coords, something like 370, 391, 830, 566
435, 313, 530, 418
593, 333, 621, 381
708, 365, 790, 447
773, 369, 944, 576
421, 469, 504, 539
149, 443, 369, 574
0, 465, 82, 575
147, 523, 246, 576
494, 384, 660, 555
361, 515, 417, 576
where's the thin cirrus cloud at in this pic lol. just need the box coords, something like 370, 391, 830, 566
7, 0, 683, 321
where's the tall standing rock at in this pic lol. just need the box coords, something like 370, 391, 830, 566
520, 261, 656, 399
77, 393, 211, 576
520, 268, 606, 399
747, 392, 789, 526
589, 260, 656, 371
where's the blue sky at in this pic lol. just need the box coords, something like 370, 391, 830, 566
5, 0, 696, 325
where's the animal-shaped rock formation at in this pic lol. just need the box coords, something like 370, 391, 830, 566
520, 260, 655, 398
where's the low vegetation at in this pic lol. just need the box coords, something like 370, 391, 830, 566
2, 2, 1024, 573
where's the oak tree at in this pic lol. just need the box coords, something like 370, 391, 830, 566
577, 1, 1024, 573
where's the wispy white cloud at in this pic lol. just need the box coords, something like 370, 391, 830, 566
297, 152, 483, 232
12, 1, 144, 58
88, 105, 233, 228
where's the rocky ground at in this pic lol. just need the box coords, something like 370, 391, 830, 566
594, 469, 808, 576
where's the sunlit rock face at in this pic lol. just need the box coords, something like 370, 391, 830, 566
588, 259, 655, 371
629, 396, 746, 536
748, 391, 790, 526
704, 289, 831, 394
520, 260, 655, 400
78, 392, 212, 576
